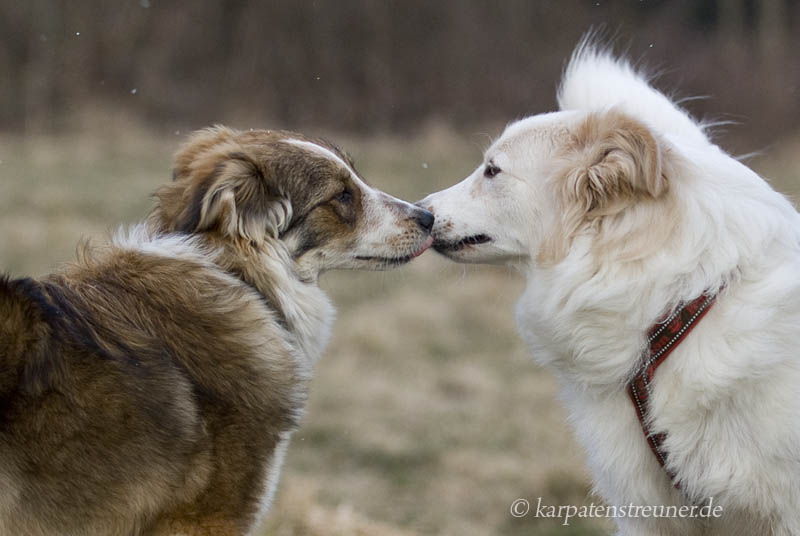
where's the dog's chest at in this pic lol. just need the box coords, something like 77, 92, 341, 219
268, 280, 336, 369
279, 282, 335, 368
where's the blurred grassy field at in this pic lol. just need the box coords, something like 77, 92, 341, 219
1, 124, 798, 536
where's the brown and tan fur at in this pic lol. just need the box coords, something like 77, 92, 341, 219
0, 126, 433, 535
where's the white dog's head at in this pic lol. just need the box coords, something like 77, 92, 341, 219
419, 108, 670, 267
418, 42, 715, 270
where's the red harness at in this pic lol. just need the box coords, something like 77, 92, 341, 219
627, 292, 718, 487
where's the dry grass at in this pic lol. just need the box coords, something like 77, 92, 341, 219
1, 125, 797, 536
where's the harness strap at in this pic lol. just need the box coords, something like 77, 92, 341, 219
627, 292, 717, 487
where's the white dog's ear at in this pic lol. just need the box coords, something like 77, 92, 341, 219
539, 110, 669, 264
560, 109, 667, 215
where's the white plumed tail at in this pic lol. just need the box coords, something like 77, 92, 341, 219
558, 33, 711, 147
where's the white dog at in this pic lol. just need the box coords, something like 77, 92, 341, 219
420, 41, 800, 535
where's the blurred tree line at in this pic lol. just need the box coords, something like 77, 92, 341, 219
1, 0, 797, 150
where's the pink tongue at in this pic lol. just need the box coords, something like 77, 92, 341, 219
412, 236, 434, 258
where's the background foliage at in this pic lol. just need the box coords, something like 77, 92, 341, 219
2, 0, 798, 152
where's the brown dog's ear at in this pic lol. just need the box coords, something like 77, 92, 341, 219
560, 109, 667, 215
172, 126, 239, 183
155, 126, 291, 244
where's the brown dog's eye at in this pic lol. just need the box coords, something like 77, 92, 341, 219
335, 189, 353, 204
484, 163, 501, 178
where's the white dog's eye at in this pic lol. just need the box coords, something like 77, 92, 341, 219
484, 162, 501, 178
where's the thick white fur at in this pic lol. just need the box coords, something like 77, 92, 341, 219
422, 43, 800, 535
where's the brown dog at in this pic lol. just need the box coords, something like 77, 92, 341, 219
0, 127, 434, 535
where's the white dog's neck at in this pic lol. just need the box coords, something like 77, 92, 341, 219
516, 259, 678, 390
518, 180, 800, 392
516, 144, 800, 391
516, 234, 726, 390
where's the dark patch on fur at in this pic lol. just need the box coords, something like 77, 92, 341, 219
3, 277, 171, 398
1, 277, 67, 396
291, 235, 319, 260
177, 175, 213, 234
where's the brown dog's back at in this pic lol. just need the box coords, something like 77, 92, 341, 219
0, 246, 304, 535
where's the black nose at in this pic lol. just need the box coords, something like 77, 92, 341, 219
412, 208, 435, 232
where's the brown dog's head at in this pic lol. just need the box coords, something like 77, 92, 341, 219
151, 126, 433, 274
